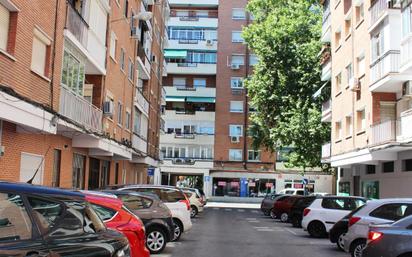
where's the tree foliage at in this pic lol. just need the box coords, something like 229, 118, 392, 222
243, 0, 330, 171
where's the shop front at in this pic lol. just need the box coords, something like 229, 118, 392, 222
212, 177, 276, 197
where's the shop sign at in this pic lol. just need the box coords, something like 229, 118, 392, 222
266, 183, 273, 188
231, 182, 239, 187
294, 184, 303, 189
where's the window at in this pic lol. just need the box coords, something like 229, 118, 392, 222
403, 159, 412, 172
335, 73, 342, 93
128, 58, 134, 81
27, 197, 63, 230
383, 161, 394, 173
231, 77, 243, 88
72, 153, 85, 189
231, 55, 245, 65
0, 3, 10, 51
229, 149, 242, 161
402, 4, 412, 38
124, 0, 129, 17
357, 53, 365, 76
31, 29, 51, 77
371, 32, 384, 62
173, 77, 186, 87
248, 150, 261, 161
61, 49, 85, 96
232, 31, 244, 43
125, 110, 131, 130
0, 193, 32, 241
355, 2, 364, 24
119, 195, 152, 210
232, 8, 246, 19
91, 204, 117, 222
194, 78, 206, 88
345, 115, 352, 137
346, 63, 353, 85
249, 55, 259, 66
120, 48, 125, 71
161, 189, 186, 202
117, 102, 123, 125
335, 30, 342, 48
230, 101, 243, 113
133, 107, 142, 134
357, 109, 366, 132
110, 31, 117, 59
229, 125, 243, 136
366, 165, 376, 174
335, 121, 342, 140
321, 198, 364, 211
344, 19, 351, 37
370, 204, 412, 221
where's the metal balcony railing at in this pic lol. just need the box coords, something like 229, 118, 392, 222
66, 3, 88, 47
135, 89, 149, 115
370, 0, 400, 26
370, 50, 400, 85
59, 86, 102, 132
322, 99, 332, 114
371, 119, 396, 145
321, 142, 331, 159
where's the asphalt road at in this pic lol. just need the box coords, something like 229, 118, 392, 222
158, 206, 349, 257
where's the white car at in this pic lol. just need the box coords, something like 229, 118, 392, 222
301, 196, 366, 238
278, 188, 305, 195
183, 189, 204, 218
117, 185, 192, 241
342, 199, 412, 257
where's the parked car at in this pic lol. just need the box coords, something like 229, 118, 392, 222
272, 195, 302, 222
182, 189, 204, 218
342, 199, 412, 257
181, 187, 207, 206
278, 188, 305, 195
102, 190, 175, 254
329, 206, 365, 251
0, 181, 130, 257
114, 185, 192, 241
84, 191, 149, 257
301, 196, 366, 238
260, 193, 282, 216
363, 215, 412, 257
289, 196, 317, 227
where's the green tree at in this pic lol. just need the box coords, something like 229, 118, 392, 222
243, 0, 330, 171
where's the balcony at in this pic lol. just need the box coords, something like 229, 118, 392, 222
164, 86, 216, 98
161, 133, 214, 145
321, 59, 331, 82
168, 39, 218, 51
321, 142, 331, 161
135, 89, 149, 117
321, 99, 332, 122
168, 0, 218, 7
59, 86, 102, 133
169, 16, 218, 28
66, 4, 88, 47
397, 109, 412, 142
321, 13, 331, 43
132, 134, 148, 154
369, 0, 400, 31
167, 63, 217, 75
370, 51, 404, 92
136, 46, 151, 80
163, 110, 215, 122
370, 120, 396, 145
161, 158, 214, 169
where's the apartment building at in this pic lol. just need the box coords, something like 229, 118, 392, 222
0, 0, 167, 189
322, 0, 412, 198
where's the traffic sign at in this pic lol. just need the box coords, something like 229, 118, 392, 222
147, 167, 155, 176
302, 178, 309, 185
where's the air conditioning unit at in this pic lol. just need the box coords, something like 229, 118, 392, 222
103, 101, 114, 115
231, 64, 240, 70
131, 27, 142, 41
403, 81, 412, 97
206, 39, 213, 46
349, 77, 360, 91
230, 136, 240, 143
0, 146, 4, 157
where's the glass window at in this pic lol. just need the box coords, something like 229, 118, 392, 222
335, 121, 342, 140
27, 197, 63, 230
231, 55, 245, 65
61, 50, 85, 96
229, 149, 242, 161
0, 193, 32, 241
402, 4, 412, 37
128, 58, 134, 81
31, 33, 48, 76
249, 55, 259, 66
232, 8, 246, 19
120, 48, 125, 70
161, 189, 185, 202
346, 63, 353, 85
0, 3, 9, 51
231, 77, 243, 88
232, 31, 244, 43
229, 125, 243, 136
248, 150, 261, 161
230, 101, 243, 113
125, 111, 131, 130
366, 165, 376, 174
91, 204, 117, 222
117, 102, 123, 125
119, 195, 152, 210
194, 78, 206, 87
403, 159, 412, 171
110, 31, 117, 59
370, 204, 412, 221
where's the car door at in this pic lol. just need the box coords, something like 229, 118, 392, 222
118, 194, 153, 222
321, 198, 351, 231
0, 191, 53, 257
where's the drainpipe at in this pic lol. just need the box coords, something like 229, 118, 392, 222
50, 0, 60, 110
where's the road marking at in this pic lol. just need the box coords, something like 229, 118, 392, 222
285, 228, 297, 235
251, 210, 259, 213
248, 220, 259, 223
246, 218, 257, 220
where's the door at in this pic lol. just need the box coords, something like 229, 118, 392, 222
353, 176, 360, 196
52, 150, 61, 187
88, 158, 100, 189
100, 160, 110, 188
72, 153, 86, 189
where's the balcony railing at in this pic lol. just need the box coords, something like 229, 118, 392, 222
174, 133, 196, 139
160, 118, 165, 132
66, 3, 88, 47
322, 13, 331, 37
59, 86, 102, 132
321, 142, 331, 159
370, 50, 400, 85
370, 0, 400, 27
322, 99, 331, 114
397, 109, 412, 141
135, 89, 149, 115
371, 119, 396, 145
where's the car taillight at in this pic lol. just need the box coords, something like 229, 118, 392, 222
303, 208, 311, 217
368, 231, 383, 241
179, 199, 190, 211
349, 216, 361, 227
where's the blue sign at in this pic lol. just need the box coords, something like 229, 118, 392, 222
240, 178, 248, 197
147, 167, 155, 176
204, 176, 210, 182
302, 178, 309, 185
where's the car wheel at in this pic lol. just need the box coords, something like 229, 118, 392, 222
270, 209, 277, 219
190, 205, 198, 218
350, 239, 366, 257
336, 233, 346, 251
262, 210, 270, 216
280, 213, 289, 223
146, 228, 167, 254
307, 221, 327, 238
291, 216, 301, 228
172, 219, 183, 242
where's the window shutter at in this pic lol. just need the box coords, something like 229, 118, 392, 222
31, 36, 47, 75
0, 4, 10, 51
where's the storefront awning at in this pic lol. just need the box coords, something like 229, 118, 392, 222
164, 50, 187, 59
165, 96, 186, 102
186, 97, 216, 103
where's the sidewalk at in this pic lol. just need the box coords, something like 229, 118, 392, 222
205, 202, 260, 209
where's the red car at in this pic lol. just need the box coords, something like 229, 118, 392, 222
84, 192, 150, 257
272, 195, 302, 223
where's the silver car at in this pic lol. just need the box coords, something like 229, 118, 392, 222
363, 215, 412, 257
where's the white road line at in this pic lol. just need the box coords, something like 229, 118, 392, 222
251, 210, 259, 213
246, 218, 257, 220
285, 228, 297, 235
248, 220, 259, 223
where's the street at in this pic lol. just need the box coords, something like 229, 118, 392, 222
159, 206, 348, 257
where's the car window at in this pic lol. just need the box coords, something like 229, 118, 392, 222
285, 190, 294, 194
91, 204, 117, 222
296, 190, 304, 195
84, 204, 106, 233
370, 204, 412, 221
161, 189, 185, 202
132, 188, 163, 200
322, 198, 346, 210
47, 200, 85, 237
0, 193, 32, 242
27, 196, 63, 231
119, 195, 151, 210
